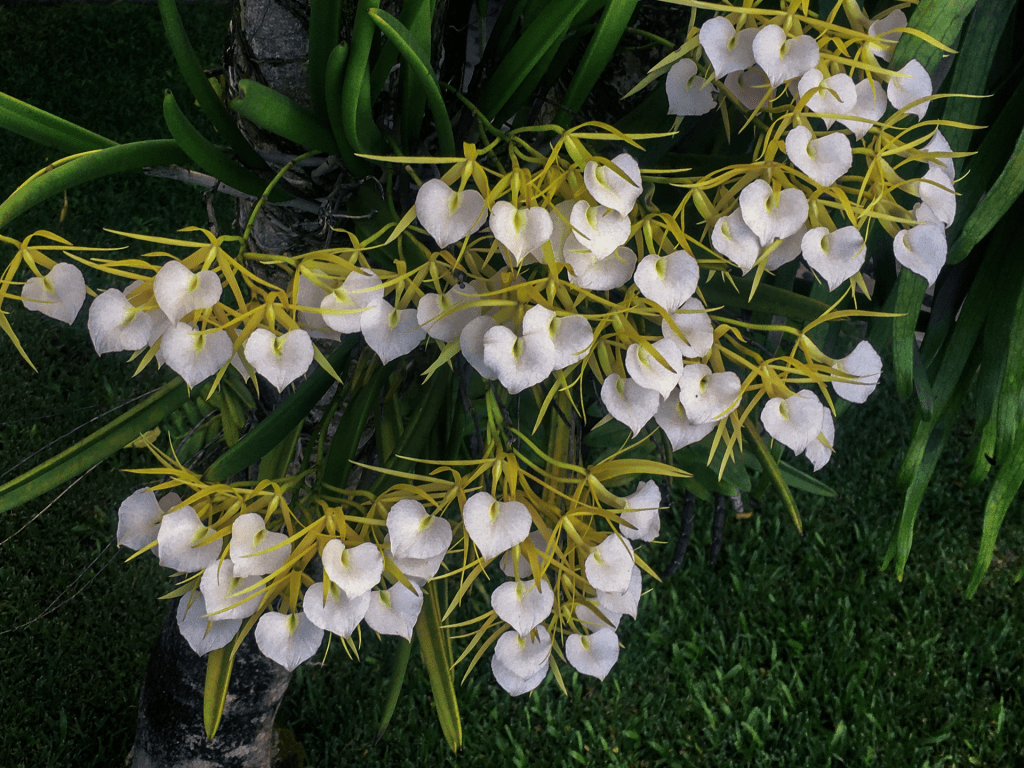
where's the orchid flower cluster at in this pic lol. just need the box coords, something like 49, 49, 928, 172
1, 0, 959, 699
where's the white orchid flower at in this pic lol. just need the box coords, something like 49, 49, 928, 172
22, 262, 85, 324
229, 513, 291, 577
116, 488, 163, 551
699, 17, 757, 79
200, 559, 262, 620
243, 328, 314, 392
761, 390, 826, 453
655, 393, 717, 450
584, 153, 642, 217
634, 250, 699, 312
867, 8, 906, 62
521, 304, 593, 371
156, 505, 222, 573
458, 315, 502, 379
832, 341, 883, 404
386, 498, 453, 561
491, 627, 551, 696
320, 269, 384, 334
739, 179, 809, 246
359, 298, 426, 364
915, 166, 956, 226
893, 223, 947, 286
801, 226, 866, 291
490, 202, 553, 266
618, 479, 661, 542
563, 239, 637, 291
565, 628, 620, 680
595, 565, 643, 618
666, 58, 717, 116
600, 373, 661, 437
153, 260, 222, 323
838, 79, 888, 139
723, 67, 774, 111
161, 323, 233, 389
797, 70, 857, 126
711, 209, 761, 272
176, 594, 240, 656
785, 126, 852, 187
765, 225, 806, 271
803, 409, 836, 471
364, 583, 423, 641
303, 581, 370, 639
462, 491, 532, 561
568, 201, 631, 259
254, 611, 324, 671
662, 298, 714, 359
752, 26, 819, 86
416, 283, 480, 343
415, 179, 486, 248
491, 578, 555, 635
88, 288, 154, 355
887, 59, 932, 121
584, 535, 634, 594
482, 323, 556, 394
625, 339, 684, 399
677, 364, 741, 424
322, 539, 384, 599
296, 271, 341, 340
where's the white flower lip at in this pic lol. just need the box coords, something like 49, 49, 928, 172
618, 479, 661, 542
595, 565, 643, 618
568, 201, 631, 260
521, 304, 593, 372
838, 79, 888, 140
88, 288, 154, 355
415, 179, 486, 248
600, 373, 660, 437
563, 240, 637, 291
320, 269, 384, 334
804, 409, 835, 471
177, 594, 240, 656
364, 583, 423, 641
462, 491, 532, 561
887, 59, 932, 121
584, 153, 642, 217
785, 126, 852, 187
655, 394, 716, 450
490, 202, 553, 266
360, 299, 426, 364
565, 628, 620, 680
739, 180, 809, 246
752, 26, 819, 86
867, 8, 906, 62
761, 390, 825, 453
161, 323, 233, 389
117, 488, 163, 551
916, 166, 956, 226
662, 298, 714, 359
893, 223, 947, 287
229, 512, 291, 577
243, 328, 314, 392
153, 260, 222, 323
584, 535, 634, 594
798, 70, 857, 126
303, 581, 370, 639
22, 262, 85, 325
677, 364, 741, 424
634, 250, 699, 312
483, 323, 555, 394
416, 284, 480, 343
712, 209, 761, 273
801, 226, 866, 291
255, 611, 324, 671
322, 539, 384, 599
666, 58, 717, 117
625, 339, 684, 400
491, 578, 554, 635
386, 498, 453, 561
200, 559, 262, 620
493, 627, 551, 686
832, 340, 882, 404
157, 505, 223, 573
723, 67, 773, 111
699, 17, 757, 79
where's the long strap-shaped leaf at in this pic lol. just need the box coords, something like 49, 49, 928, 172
0, 379, 188, 513
0, 91, 117, 154
890, 0, 977, 76
229, 80, 340, 156
341, 0, 386, 156
204, 339, 358, 483
414, 581, 461, 753
157, 0, 268, 170
0, 140, 189, 232
308, 0, 346, 121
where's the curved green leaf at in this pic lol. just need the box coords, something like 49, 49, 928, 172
229, 80, 339, 156
323, 44, 371, 175
892, 0, 976, 76
341, 0, 385, 156
203, 645, 234, 740
0, 91, 117, 154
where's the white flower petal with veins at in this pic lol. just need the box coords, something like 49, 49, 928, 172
634, 250, 699, 312
584, 535, 634, 594
303, 581, 370, 638
88, 289, 154, 355
584, 153, 642, 217
887, 59, 932, 121
157, 506, 223, 573
762, 390, 825, 453
655, 394, 717, 450
893, 223, 946, 286
153, 261, 222, 323
244, 329, 314, 392
200, 559, 263, 620
255, 611, 324, 671
322, 540, 384, 599
364, 583, 423, 641
662, 298, 714, 359
491, 578, 554, 635
618, 480, 661, 542
483, 324, 556, 394
416, 284, 479, 342
387, 498, 452, 561
752, 26, 819, 86
117, 489, 163, 551
568, 201, 631, 259
801, 226, 866, 291
797, 70, 857, 126
566, 628, 620, 680
463, 491, 532, 561
838, 79, 888, 139
739, 180, 809, 245
786, 126, 852, 187
161, 323, 233, 389
22, 262, 85, 324
490, 202, 553, 266
600, 374, 661, 437
229, 513, 291, 577
320, 270, 384, 334
625, 340, 684, 400
916, 166, 956, 226
803, 409, 836, 471
415, 179, 486, 248
723, 67, 774, 111
677, 364, 741, 424
563, 239, 637, 291
699, 17, 757, 79
832, 341, 883, 404
177, 594, 240, 656
868, 8, 906, 62
360, 299, 426, 364
711, 209, 761, 272
666, 58, 717, 116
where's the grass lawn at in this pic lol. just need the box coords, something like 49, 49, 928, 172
1, 4, 1022, 767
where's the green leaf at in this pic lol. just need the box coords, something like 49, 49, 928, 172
891, 270, 930, 405
308, 0, 346, 120
204, 340, 358, 483
701, 276, 830, 322
340, 0, 386, 157
203, 645, 235, 740
229, 80, 339, 155
157, 0, 267, 169
0, 379, 188, 513
162, 90, 290, 202
322, 44, 371, 176
777, 460, 837, 498
367, 9, 456, 157
891, 0, 976, 77
376, 638, 412, 742
0, 91, 117, 154
0, 139, 188, 233
744, 424, 802, 534
321, 363, 391, 493
414, 582, 462, 753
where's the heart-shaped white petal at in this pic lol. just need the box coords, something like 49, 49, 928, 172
662, 298, 715, 359
303, 581, 370, 638
153, 261, 222, 323
837, 79, 888, 139
320, 270, 384, 334
832, 340, 882, 404
176, 594, 240, 656
584, 535, 634, 594
161, 323, 233, 389
200, 559, 263, 620
493, 627, 552, 682
569, 201, 631, 260
600, 374, 660, 437
803, 408, 836, 471
739, 180, 808, 245
462, 491, 533, 561
666, 58, 717, 116
595, 565, 643, 618
416, 284, 480, 342
576, 603, 622, 632
785, 126, 852, 187
22, 262, 85, 324
255, 611, 324, 671
322, 540, 384, 599
296, 271, 341, 340
415, 179, 486, 248
801, 226, 866, 291
229, 512, 291, 577
585, 153, 643, 217
922, 130, 955, 181
762, 390, 825, 453
887, 59, 932, 121
797, 70, 857, 126
625, 339, 684, 399
88, 289, 154, 355
491, 578, 554, 635
459, 315, 501, 379
490, 202, 553, 266
711, 209, 761, 272
117, 488, 163, 551
867, 8, 906, 62
618, 479, 661, 542
893, 223, 946, 286
387, 498, 453, 561
699, 17, 757, 79
677, 364, 742, 424
491, 631, 550, 696
752, 26, 819, 86
655, 394, 717, 450
765, 225, 806, 271
360, 299, 426, 364
563, 239, 637, 291
243, 328, 314, 392
565, 628, 620, 680
364, 583, 423, 641
521, 304, 593, 371
499, 530, 552, 579
483, 324, 556, 394
723, 66, 774, 111
634, 250, 699, 311
157, 506, 223, 573
916, 166, 955, 226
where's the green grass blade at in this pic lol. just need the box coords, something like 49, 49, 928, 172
367, 9, 456, 157
162, 90, 290, 202
308, 0, 345, 120
0, 91, 117, 154
414, 581, 462, 753
204, 339, 358, 483
0, 139, 188, 232
203, 645, 235, 740
555, 0, 639, 127
0, 379, 188, 513
891, 0, 976, 76
157, 0, 267, 170
229, 80, 339, 155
